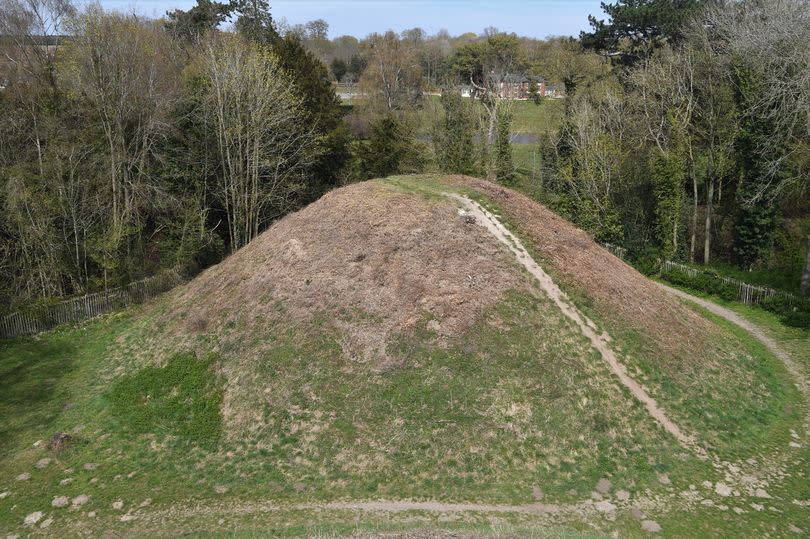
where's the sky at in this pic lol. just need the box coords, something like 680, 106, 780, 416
91, 0, 605, 39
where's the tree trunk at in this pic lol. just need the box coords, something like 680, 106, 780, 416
801, 236, 810, 295
704, 175, 714, 265
690, 170, 698, 263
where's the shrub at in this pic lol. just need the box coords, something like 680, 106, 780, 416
629, 246, 662, 276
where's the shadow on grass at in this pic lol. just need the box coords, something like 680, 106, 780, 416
0, 336, 77, 457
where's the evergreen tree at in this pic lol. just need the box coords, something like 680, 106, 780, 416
330, 58, 347, 82
435, 92, 475, 175
494, 107, 515, 184
581, 0, 702, 65
271, 34, 350, 194
363, 115, 413, 178
165, 0, 234, 42
234, 0, 277, 44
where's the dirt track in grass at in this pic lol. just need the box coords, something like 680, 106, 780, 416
449, 194, 700, 452
444, 175, 724, 362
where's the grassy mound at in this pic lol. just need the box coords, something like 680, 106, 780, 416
0, 175, 805, 537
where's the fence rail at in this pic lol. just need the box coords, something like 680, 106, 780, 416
603, 243, 798, 307
0, 269, 185, 340
659, 259, 797, 306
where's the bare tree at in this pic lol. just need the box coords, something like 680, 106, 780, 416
59, 8, 182, 282
630, 46, 696, 256
202, 35, 322, 250
357, 31, 423, 114
708, 0, 810, 201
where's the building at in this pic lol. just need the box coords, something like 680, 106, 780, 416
495, 73, 532, 100
454, 74, 563, 101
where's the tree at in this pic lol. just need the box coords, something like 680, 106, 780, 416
650, 147, 686, 260
330, 58, 347, 81
165, 0, 234, 42
708, 0, 810, 202
272, 34, 349, 193
234, 0, 277, 45
363, 115, 415, 178
528, 80, 542, 104
434, 91, 475, 175
552, 94, 628, 243
630, 45, 696, 259
347, 54, 367, 80
684, 19, 737, 264
357, 31, 422, 114
304, 18, 328, 40
60, 8, 183, 284
581, 0, 703, 65
201, 35, 321, 251
452, 32, 526, 147
494, 106, 515, 185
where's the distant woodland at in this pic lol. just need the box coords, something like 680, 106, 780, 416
1, 0, 808, 312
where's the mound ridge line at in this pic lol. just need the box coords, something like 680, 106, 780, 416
447, 193, 702, 453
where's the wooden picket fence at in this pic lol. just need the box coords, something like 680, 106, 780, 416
602, 243, 797, 307
0, 269, 185, 339
660, 259, 797, 306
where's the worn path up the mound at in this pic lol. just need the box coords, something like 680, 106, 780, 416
447, 194, 701, 453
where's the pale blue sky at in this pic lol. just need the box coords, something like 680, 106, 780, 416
89, 0, 604, 38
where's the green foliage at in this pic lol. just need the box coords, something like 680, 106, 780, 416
271, 34, 350, 194
650, 148, 686, 260
107, 352, 223, 449
528, 80, 543, 105
629, 245, 662, 276
581, 0, 702, 64
661, 266, 740, 301
494, 107, 515, 185
434, 92, 476, 175
164, 0, 235, 42
330, 58, 347, 82
234, 0, 278, 44
661, 266, 810, 328
362, 115, 419, 178
731, 62, 780, 269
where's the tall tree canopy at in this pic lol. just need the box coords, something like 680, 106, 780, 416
581, 0, 703, 65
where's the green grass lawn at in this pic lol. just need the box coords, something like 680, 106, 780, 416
411, 95, 564, 139
508, 99, 565, 137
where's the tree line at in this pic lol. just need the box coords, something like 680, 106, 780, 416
1, 0, 808, 313
530, 0, 810, 292
0, 0, 347, 310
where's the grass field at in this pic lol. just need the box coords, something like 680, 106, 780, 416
412, 95, 564, 139
0, 176, 807, 537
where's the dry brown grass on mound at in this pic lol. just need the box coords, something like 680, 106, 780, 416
445, 175, 719, 360
162, 181, 526, 365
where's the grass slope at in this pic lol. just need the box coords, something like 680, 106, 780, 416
0, 175, 806, 538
